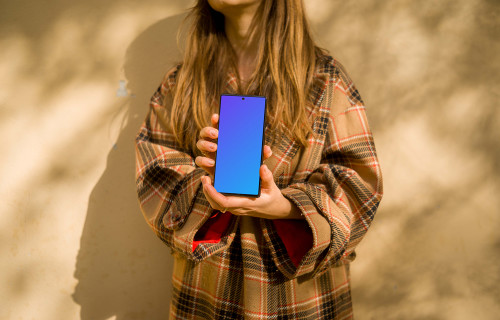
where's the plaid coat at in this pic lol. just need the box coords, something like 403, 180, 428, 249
135, 54, 383, 319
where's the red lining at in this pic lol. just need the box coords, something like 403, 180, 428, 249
273, 219, 313, 267
192, 212, 313, 268
192, 211, 233, 252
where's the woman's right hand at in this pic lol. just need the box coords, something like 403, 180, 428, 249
195, 113, 273, 181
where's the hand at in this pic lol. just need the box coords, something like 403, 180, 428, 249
201, 163, 303, 220
195, 113, 273, 180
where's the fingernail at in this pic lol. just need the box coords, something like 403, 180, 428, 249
211, 129, 218, 137
207, 159, 215, 165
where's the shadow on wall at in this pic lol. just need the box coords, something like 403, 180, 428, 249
72, 14, 186, 319
69, 1, 500, 319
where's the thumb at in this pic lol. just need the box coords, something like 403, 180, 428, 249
259, 164, 274, 188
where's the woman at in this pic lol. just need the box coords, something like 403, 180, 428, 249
135, 0, 383, 318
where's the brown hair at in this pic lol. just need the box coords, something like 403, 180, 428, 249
169, 0, 326, 156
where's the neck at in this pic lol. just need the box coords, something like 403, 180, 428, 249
224, 5, 260, 82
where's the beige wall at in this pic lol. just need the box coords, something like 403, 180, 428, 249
1, 0, 498, 319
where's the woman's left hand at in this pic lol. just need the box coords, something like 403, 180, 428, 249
201, 164, 300, 220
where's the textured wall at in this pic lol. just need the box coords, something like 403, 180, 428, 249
1, 0, 498, 319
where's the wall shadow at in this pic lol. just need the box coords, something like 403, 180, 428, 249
69, 1, 500, 319
72, 14, 186, 320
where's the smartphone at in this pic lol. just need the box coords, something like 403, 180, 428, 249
213, 94, 267, 197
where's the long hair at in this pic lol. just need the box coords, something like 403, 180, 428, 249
169, 0, 326, 156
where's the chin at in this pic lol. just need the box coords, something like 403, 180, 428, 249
207, 0, 261, 13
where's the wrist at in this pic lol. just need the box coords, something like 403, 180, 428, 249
275, 194, 304, 220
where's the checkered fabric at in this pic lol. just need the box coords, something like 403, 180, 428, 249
135, 54, 383, 319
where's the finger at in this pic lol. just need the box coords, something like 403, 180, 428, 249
259, 164, 275, 189
196, 139, 218, 154
263, 145, 273, 160
195, 157, 215, 177
202, 176, 263, 215
211, 113, 219, 127
202, 176, 230, 209
202, 176, 226, 210
202, 178, 223, 210
195, 156, 215, 168
199, 126, 218, 140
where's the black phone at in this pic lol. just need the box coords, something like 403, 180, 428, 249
213, 94, 267, 197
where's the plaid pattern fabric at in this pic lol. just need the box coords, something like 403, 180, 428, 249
135, 54, 383, 319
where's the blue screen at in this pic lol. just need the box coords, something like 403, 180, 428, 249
213, 95, 266, 196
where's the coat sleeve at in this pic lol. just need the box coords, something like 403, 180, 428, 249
261, 60, 383, 279
135, 66, 238, 260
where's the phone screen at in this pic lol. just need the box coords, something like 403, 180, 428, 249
213, 94, 266, 197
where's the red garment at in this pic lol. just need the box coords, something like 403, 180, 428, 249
193, 211, 313, 267
192, 211, 233, 252
273, 219, 313, 267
